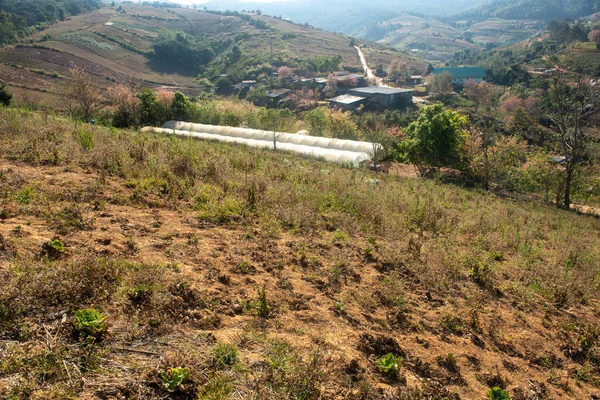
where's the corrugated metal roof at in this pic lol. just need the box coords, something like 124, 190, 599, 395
267, 88, 292, 98
349, 87, 413, 95
329, 94, 366, 105
431, 67, 486, 79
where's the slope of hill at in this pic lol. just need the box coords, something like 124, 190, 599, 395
2, 108, 600, 399
0, 4, 419, 108
351, 13, 545, 62
202, 0, 488, 35
459, 0, 600, 21
0, 0, 103, 46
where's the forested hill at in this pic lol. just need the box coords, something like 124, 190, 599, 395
0, 0, 102, 46
459, 0, 600, 21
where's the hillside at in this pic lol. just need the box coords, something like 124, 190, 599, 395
459, 0, 600, 21
2, 108, 600, 399
202, 0, 487, 35
352, 14, 544, 62
0, 4, 419, 109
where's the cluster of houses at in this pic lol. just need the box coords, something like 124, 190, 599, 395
229, 64, 487, 111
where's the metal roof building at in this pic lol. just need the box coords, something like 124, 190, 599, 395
329, 94, 367, 110
348, 87, 413, 109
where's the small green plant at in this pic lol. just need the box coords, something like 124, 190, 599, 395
363, 246, 375, 261
256, 286, 269, 317
376, 353, 400, 377
16, 187, 34, 205
199, 375, 234, 400
440, 352, 458, 372
73, 308, 106, 339
77, 129, 94, 150
42, 238, 65, 259
160, 366, 190, 391
488, 387, 510, 400
440, 314, 465, 335
212, 343, 239, 369
331, 229, 348, 245
233, 261, 250, 273
127, 283, 153, 305
0, 209, 9, 219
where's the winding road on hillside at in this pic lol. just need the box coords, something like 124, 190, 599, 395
354, 46, 387, 87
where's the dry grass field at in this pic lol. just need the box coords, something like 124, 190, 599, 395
1, 108, 600, 399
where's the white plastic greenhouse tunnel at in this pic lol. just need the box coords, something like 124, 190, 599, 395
141, 121, 382, 168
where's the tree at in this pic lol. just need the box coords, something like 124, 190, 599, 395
59, 67, 102, 120
589, 29, 600, 43
589, 29, 600, 48
545, 76, 600, 209
110, 83, 141, 128
324, 73, 338, 98
388, 59, 408, 78
256, 108, 295, 150
403, 103, 468, 175
463, 80, 491, 113
326, 108, 358, 140
0, 81, 12, 106
429, 71, 454, 99
467, 126, 527, 191
305, 107, 327, 136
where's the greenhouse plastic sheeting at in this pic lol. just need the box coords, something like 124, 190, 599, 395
141, 121, 381, 167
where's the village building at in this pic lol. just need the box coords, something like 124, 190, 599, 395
427, 64, 487, 85
347, 87, 413, 109
266, 88, 293, 107
328, 94, 367, 111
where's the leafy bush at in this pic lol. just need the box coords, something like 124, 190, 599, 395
0, 81, 12, 106
160, 366, 189, 391
77, 129, 94, 150
73, 308, 106, 339
488, 387, 510, 400
42, 238, 65, 259
376, 353, 401, 377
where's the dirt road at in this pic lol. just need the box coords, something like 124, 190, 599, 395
354, 45, 387, 87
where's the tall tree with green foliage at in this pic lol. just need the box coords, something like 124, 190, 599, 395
403, 103, 468, 175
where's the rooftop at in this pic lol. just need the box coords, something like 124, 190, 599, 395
349, 87, 413, 95
267, 88, 292, 98
431, 67, 487, 79
329, 94, 366, 105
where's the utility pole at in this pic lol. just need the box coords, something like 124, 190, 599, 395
269, 36, 273, 62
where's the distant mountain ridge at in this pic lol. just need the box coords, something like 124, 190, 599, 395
202, 0, 487, 35
456, 0, 600, 22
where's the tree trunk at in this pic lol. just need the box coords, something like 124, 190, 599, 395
563, 162, 573, 210
484, 149, 489, 191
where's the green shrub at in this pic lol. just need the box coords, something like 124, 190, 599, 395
160, 366, 189, 391
73, 308, 106, 339
256, 286, 269, 317
376, 353, 401, 377
212, 343, 239, 369
199, 375, 233, 400
488, 387, 510, 400
0, 81, 12, 106
42, 238, 66, 259
16, 187, 34, 205
77, 129, 94, 150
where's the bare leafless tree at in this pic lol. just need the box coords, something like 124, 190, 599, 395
546, 75, 600, 209
59, 67, 102, 120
